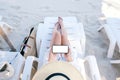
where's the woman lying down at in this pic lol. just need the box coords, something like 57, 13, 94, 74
33, 17, 84, 80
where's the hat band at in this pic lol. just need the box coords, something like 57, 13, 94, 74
45, 73, 70, 80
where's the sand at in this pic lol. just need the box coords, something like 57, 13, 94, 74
0, 0, 120, 80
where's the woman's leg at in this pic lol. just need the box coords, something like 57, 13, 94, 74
48, 22, 61, 62
58, 17, 73, 62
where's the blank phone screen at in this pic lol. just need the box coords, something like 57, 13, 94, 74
52, 45, 68, 53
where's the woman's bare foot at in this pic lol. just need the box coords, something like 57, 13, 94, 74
54, 22, 61, 31
58, 17, 67, 36
58, 17, 64, 29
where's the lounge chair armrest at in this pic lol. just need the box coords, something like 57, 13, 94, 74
22, 56, 39, 80
78, 23, 86, 55
84, 56, 101, 80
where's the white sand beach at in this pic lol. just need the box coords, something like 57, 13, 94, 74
0, 0, 120, 80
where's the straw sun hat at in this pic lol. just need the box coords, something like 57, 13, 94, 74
33, 61, 83, 80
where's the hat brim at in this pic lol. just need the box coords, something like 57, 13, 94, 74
33, 61, 83, 80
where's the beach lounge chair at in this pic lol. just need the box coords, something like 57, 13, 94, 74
98, 18, 120, 59
36, 17, 86, 63
22, 17, 101, 80
0, 16, 25, 79
0, 51, 25, 80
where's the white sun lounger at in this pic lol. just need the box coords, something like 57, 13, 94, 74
44, 17, 86, 54
36, 23, 85, 66
36, 17, 86, 58
0, 51, 25, 80
98, 18, 120, 59
22, 17, 101, 80
0, 16, 25, 79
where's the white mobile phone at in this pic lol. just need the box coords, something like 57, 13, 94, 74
52, 45, 68, 53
